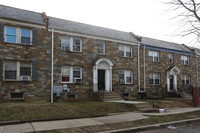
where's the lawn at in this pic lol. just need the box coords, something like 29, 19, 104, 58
0, 102, 136, 121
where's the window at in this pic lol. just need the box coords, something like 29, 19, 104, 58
61, 37, 70, 50
5, 61, 17, 80
61, 37, 82, 52
119, 70, 133, 84
149, 73, 160, 85
97, 42, 105, 55
168, 54, 173, 63
148, 51, 159, 62
61, 67, 82, 83
5, 26, 32, 45
182, 74, 190, 85
119, 45, 132, 58
181, 55, 189, 65
20, 29, 31, 44
5, 26, 17, 43
4, 61, 32, 81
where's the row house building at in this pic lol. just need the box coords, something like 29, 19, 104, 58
0, 5, 198, 102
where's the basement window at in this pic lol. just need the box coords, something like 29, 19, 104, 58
10, 93, 24, 99
67, 94, 77, 99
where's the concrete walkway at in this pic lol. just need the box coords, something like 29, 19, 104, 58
0, 107, 200, 133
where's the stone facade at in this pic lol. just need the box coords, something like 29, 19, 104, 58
0, 5, 199, 102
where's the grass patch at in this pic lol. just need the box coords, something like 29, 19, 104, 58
0, 102, 136, 121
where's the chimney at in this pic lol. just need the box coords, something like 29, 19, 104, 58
130, 32, 142, 42
42, 12, 49, 30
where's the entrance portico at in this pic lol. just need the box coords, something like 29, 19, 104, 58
93, 58, 113, 92
167, 66, 181, 92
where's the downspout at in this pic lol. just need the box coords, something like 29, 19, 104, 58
143, 45, 146, 91
51, 28, 54, 103
196, 56, 199, 87
138, 43, 140, 92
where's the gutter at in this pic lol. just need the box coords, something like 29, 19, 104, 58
143, 45, 146, 91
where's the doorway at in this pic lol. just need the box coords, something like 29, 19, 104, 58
170, 76, 173, 91
98, 70, 105, 91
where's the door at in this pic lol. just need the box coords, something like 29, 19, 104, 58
98, 70, 105, 91
170, 76, 173, 91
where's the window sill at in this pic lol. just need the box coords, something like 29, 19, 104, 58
5, 42, 32, 46
3, 79, 32, 82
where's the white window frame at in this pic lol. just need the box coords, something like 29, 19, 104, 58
119, 70, 133, 84
119, 45, 132, 58
182, 74, 190, 85
61, 66, 82, 83
168, 53, 173, 63
3, 61, 32, 81
61, 37, 82, 52
149, 73, 160, 85
148, 50, 159, 62
181, 55, 189, 65
97, 42, 105, 55
5, 26, 32, 45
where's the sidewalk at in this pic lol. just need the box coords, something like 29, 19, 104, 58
0, 107, 200, 133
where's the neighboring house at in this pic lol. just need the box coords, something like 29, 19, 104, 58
140, 37, 197, 96
0, 5, 199, 102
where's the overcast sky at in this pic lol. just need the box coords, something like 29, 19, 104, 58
1, 0, 199, 47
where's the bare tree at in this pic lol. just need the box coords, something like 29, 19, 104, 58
168, 0, 200, 41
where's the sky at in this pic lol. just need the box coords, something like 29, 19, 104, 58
0, 0, 199, 48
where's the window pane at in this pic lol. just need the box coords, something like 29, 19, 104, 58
6, 36, 17, 43
119, 70, 124, 83
73, 39, 81, 51
119, 46, 124, 57
148, 51, 153, 56
21, 29, 31, 37
5, 61, 17, 80
148, 56, 153, 61
21, 37, 31, 44
126, 46, 132, 57
20, 63, 31, 76
6, 27, 17, 43
149, 79, 153, 84
154, 57, 159, 62
6, 27, 16, 35
126, 77, 131, 83
61, 37, 70, 46
73, 68, 81, 78
149, 73, 153, 79
62, 67, 70, 82
155, 79, 160, 84
155, 73, 159, 79
97, 42, 104, 54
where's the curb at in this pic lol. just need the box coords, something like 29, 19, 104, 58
99, 118, 200, 133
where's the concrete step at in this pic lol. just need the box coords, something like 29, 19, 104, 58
99, 91, 124, 102
135, 103, 155, 112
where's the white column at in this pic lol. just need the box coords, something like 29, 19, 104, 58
93, 66, 98, 92
167, 73, 170, 92
173, 75, 177, 91
110, 67, 112, 91
105, 69, 109, 91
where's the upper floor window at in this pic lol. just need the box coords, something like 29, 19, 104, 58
148, 51, 159, 62
20, 29, 31, 44
119, 70, 133, 84
119, 45, 132, 58
4, 61, 32, 81
182, 74, 190, 85
5, 26, 17, 43
181, 55, 189, 65
168, 54, 173, 63
61, 66, 82, 83
5, 26, 32, 45
149, 73, 160, 85
97, 42, 105, 55
61, 37, 82, 52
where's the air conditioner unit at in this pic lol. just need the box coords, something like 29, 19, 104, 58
73, 78, 82, 83
20, 76, 31, 81
61, 46, 70, 51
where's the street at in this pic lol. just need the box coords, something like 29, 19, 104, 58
137, 122, 200, 133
